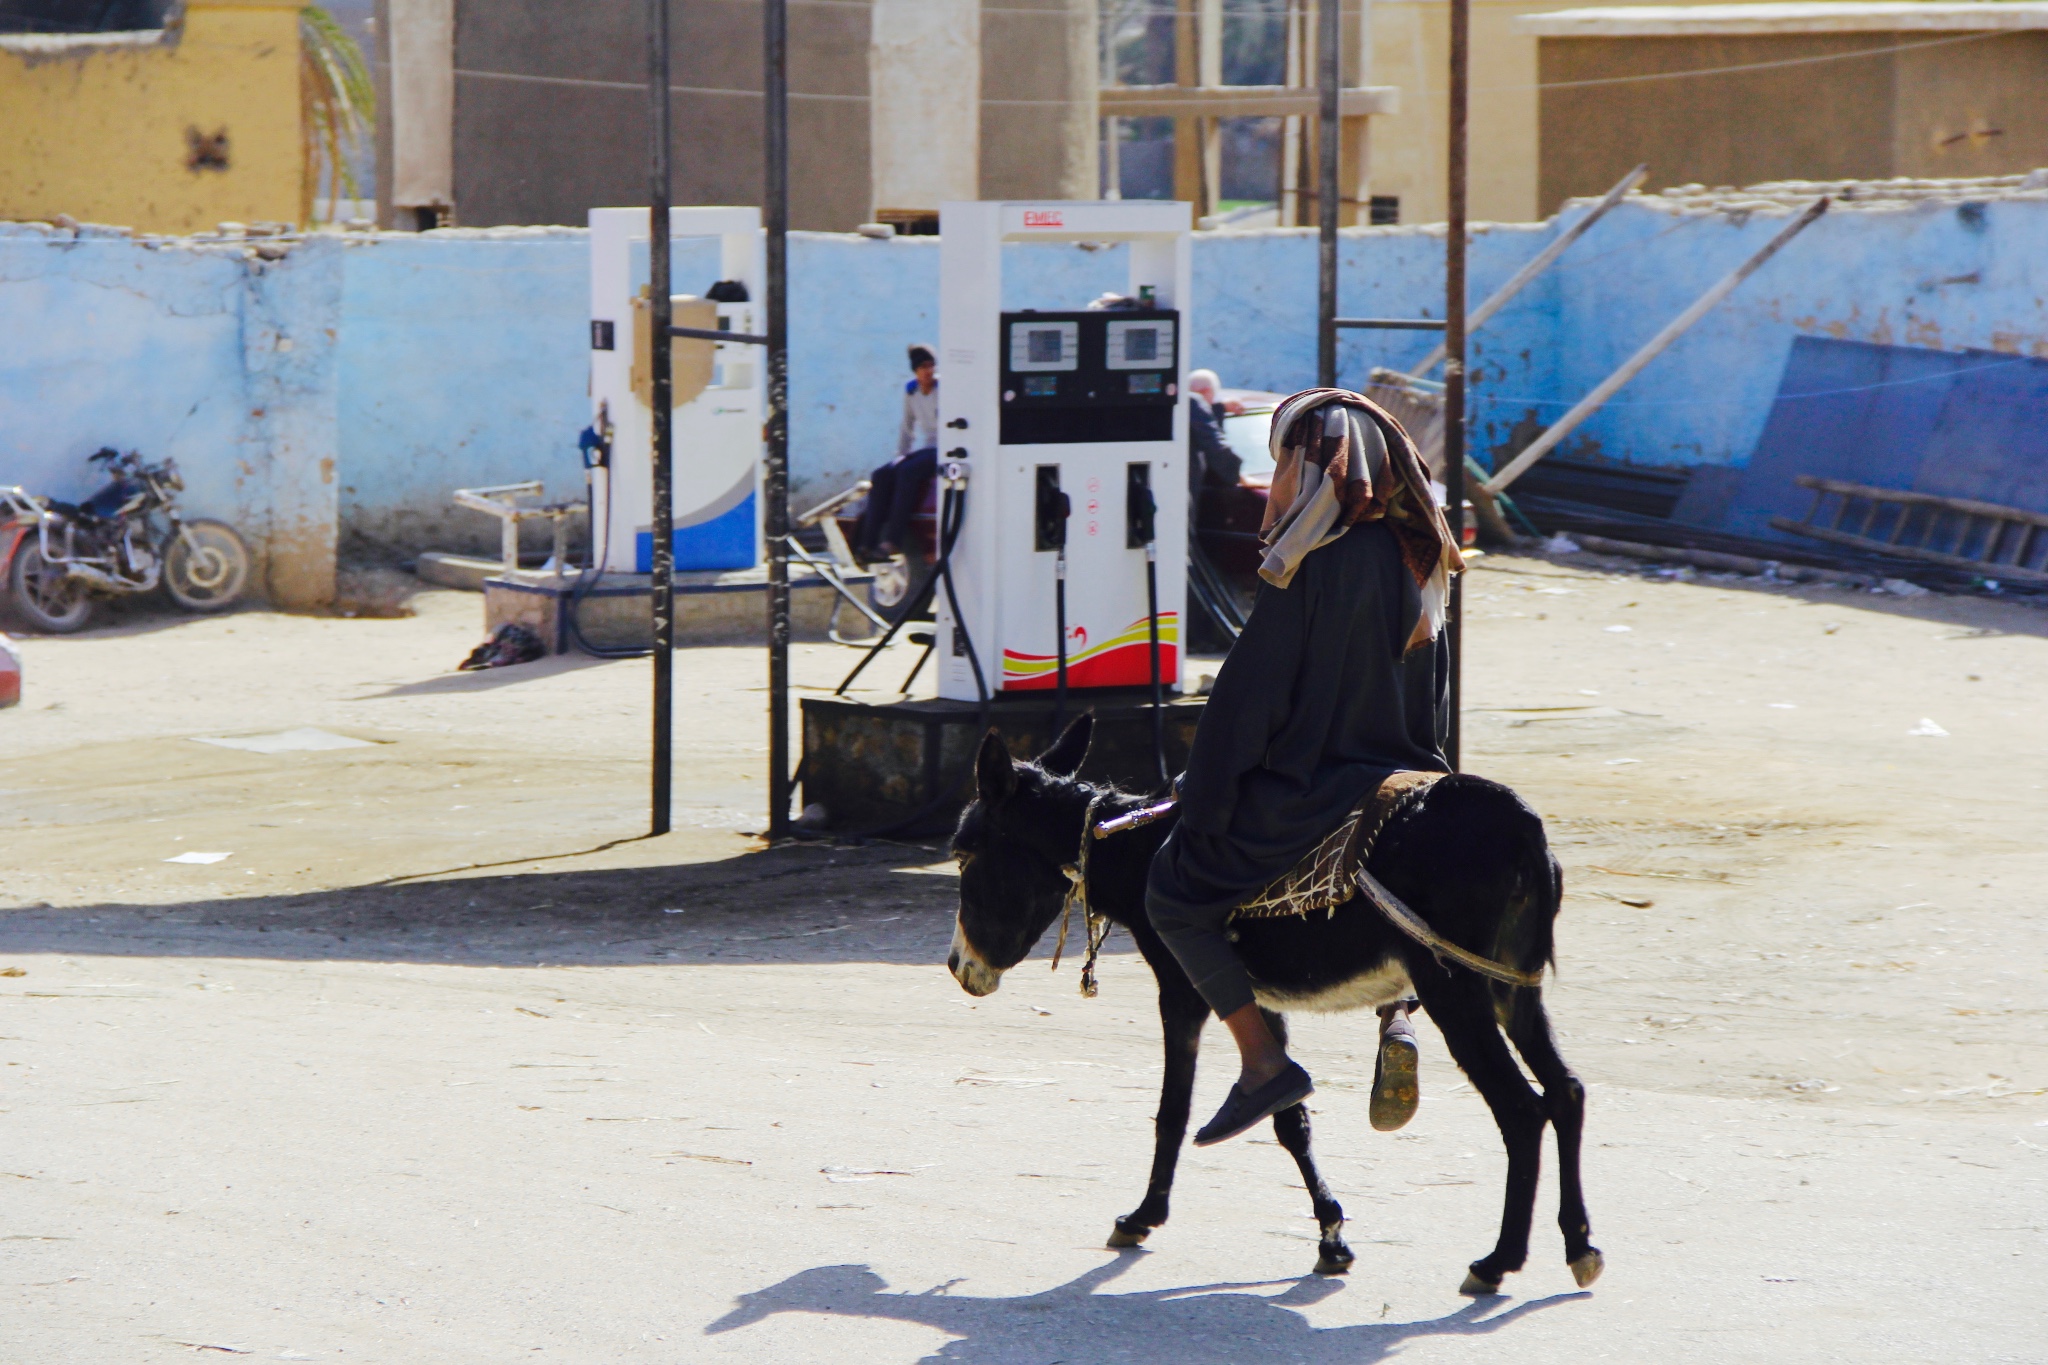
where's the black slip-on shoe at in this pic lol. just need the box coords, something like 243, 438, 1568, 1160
1370, 1015, 1420, 1132
1192, 1061, 1314, 1147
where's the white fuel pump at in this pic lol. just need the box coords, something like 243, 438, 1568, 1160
933, 201, 1191, 708
587, 206, 765, 573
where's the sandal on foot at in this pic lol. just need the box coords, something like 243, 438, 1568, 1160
1371, 1015, 1419, 1132
1193, 1061, 1314, 1147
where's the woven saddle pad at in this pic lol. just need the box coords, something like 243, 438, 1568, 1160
1232, 770, 1445, 921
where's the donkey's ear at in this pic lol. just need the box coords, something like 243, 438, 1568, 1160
1037, 712, 1094, 778
975, 728, 1018, 804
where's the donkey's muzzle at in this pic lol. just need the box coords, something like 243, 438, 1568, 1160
948, 924, 1004, 997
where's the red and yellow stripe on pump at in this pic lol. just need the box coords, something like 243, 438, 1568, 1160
1001, 614, 1180, 691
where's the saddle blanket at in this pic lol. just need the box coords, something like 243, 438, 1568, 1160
1232, 770, 1444, 921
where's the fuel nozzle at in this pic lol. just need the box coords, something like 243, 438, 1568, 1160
1125, 462, 1156, 548
1035, 465, 1070, 552
579, 401, 614, 471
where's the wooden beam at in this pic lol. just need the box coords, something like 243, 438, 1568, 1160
1173, 0, 1201, 208
1101, 84, 1399, 119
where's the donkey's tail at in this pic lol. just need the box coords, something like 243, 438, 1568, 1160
1489, 822, 1562, 1012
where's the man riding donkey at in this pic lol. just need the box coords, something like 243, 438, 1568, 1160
1149, 387, 1463, 1146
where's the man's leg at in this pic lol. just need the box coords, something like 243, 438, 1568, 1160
881, 446, 939, 554
1146, 883, 1313, 1147
854, 459, 901, 561
1372, 999, 1422, 1132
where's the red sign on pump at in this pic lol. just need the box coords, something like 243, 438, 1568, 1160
1022, 210, 1064, 229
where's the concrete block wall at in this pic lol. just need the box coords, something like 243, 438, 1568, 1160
4, 191, 2047, 610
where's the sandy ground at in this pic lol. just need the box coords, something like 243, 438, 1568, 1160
1, 557, 2043, 1362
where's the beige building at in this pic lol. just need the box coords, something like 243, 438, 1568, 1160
1359, 0, 1890, 223
0, 0, 306, 234
376, 0, 1100, 232
1523, 3, 2048, 216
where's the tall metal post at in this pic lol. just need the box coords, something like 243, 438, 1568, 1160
763, 0, 793, 839
1315, 0, 1339, 388
648, 0, 675, 834
1444, 0, 1470, 771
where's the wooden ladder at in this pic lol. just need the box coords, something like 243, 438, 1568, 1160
1773, 475, 2048, 584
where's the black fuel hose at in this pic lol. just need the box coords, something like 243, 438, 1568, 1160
1144, 538, 1168, 790
806, 474, 989, 842
1053, 543, 1069, 735
567, 429, 653, 660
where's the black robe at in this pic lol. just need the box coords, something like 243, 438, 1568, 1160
1151, 520, 1450, 933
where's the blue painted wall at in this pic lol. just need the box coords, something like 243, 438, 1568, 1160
5, 196, 2048, 606
336, 229, 588, 558
0, 223, 341, 607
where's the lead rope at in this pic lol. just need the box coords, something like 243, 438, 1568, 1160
1053, 794, 1110, 997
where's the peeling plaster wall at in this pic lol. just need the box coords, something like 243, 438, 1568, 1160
5, 194, 2048, 607
0, 223, 339, 610
335, 229, 587, 559
1506, 195, 2048, 472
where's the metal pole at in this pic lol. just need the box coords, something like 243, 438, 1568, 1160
648, 0, 674, 835
764, 0, 793, 840
1315, 0, 1339, 388
1485, 196, 1830, 497
1444, 0, 1468, 772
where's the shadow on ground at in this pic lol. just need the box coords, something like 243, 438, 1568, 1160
706, 1254, 1585, 1364
0, 842, 986, 969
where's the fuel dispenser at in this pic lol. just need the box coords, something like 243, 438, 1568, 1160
587, 206, 765, 574
933, 201, 1191, 715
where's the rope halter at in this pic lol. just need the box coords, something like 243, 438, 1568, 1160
1052, 792, 1112, 998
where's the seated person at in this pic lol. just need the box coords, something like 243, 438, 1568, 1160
853, 345, 940, 562
1188, 368, 1242, 496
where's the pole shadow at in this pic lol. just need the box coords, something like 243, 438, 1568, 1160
706, 1254, 1587, 1364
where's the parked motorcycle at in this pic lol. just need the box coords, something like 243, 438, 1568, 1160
0, 448, 251, 633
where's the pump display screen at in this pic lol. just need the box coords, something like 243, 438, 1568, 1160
999, 308, 1179, 445
1008, 320, 1079, 372
1105, 319, 1174, 370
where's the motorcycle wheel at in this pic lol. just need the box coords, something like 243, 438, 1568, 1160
164, 519, 251, 612
6, 541, 93, 633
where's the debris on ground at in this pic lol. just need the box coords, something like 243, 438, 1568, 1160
164, 851, 233, 864
459, 622, 547, 672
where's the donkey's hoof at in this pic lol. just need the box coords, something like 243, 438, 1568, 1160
1107, 1223, 1151, 1249
1314, 1246, 1355, 1276
1459, 1271, 1502, 1297
1569, 1249, 1605, 1288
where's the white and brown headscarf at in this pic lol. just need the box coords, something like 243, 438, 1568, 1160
1258, 388, 1464, 650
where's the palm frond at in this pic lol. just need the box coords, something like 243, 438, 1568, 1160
300, 5, 377, 225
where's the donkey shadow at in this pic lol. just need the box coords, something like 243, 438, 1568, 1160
707, 1253, 1586, 1364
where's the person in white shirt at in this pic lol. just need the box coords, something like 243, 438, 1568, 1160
854, 345, 940, 560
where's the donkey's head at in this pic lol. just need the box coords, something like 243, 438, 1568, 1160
946, 715, 1095, 997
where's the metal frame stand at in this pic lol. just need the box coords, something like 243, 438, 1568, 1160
642, 0, 794, 839
1312, 0, 1466, 770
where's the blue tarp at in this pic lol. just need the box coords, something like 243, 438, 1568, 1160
1689, 336, 2048, 540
